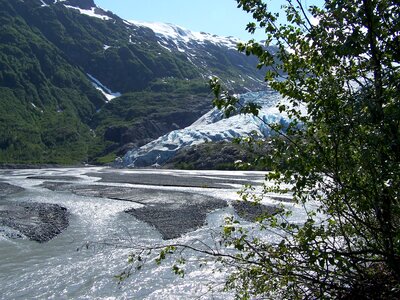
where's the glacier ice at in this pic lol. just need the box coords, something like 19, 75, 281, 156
121, 90, 291, 168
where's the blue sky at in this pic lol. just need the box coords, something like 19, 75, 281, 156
94, 0, 324, 41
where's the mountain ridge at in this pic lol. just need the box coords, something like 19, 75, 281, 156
0, 0, 268, 164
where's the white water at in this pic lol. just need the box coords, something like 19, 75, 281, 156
0, 167, 305, 299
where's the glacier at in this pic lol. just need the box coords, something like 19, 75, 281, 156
121, 90, 290, 168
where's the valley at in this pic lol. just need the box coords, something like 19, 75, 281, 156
0, 167, 297, 299
0, 0, 272, 166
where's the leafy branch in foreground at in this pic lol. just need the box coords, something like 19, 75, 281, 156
212, 0, 400, 298
116, 0, 399, 298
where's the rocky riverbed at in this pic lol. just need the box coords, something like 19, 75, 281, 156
1, 168, 284, 242
0, 182, 25, 196
0, 182, 69, 242
39, 176, 278, 240
0, 201, 69, 242
0, 167, 298, 299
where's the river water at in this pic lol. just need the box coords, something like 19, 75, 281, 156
0, 167, 303, 299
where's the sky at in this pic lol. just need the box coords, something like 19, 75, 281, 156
94, 0, 324, 41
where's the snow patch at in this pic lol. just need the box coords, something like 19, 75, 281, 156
123, 20, 132, 26
129, 20, 241, 50
40, 0, 49, 7
31, 102, 43, 113
157, 41, 172, 52
87, 74, 121, 102
64, 5, 112, 20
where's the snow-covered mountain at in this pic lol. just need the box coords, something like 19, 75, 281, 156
50, 0, 113, 19
0, 0, 272, 164
121, 90, 290, 168
129, 20, 240, 51
127, 20, 266, 90
50, 0, 267, 91
49, 0, 269, 95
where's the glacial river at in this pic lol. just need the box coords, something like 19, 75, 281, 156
0, 167, 303, 299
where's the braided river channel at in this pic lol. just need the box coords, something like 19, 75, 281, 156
0, 167, 304, 299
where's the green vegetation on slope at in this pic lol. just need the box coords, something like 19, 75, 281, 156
89, 79, 212, 163
0, 0, 205, 164
0, 0, 265, 164
0, 2, 104, 164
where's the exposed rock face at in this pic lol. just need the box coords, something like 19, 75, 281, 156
104, 111, 207, 150
0, 202, 69, 243
104, 126, 129, 144
164, 142, 252, 170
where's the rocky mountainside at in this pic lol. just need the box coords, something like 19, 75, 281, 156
0, 0, 269, 164
162, 141, 259, 170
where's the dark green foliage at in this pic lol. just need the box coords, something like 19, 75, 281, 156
204, 0, 400, 298
18, 0, 201, 93
0, 2, 105, 163
0, 0, 267, 164
92, 79, 210, 128
89, 79, 212, 161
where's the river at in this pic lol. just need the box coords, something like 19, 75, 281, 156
0, 167, 301, 299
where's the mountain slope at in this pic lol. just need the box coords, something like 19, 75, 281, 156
0, 0, 268, 164
29, 0, 266, 93
129, 20, 266, 91
0, 0, 105, 163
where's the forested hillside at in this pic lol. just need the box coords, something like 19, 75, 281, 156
0, 0, 265, 164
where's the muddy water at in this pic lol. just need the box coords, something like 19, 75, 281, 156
0, 167, 299, 299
